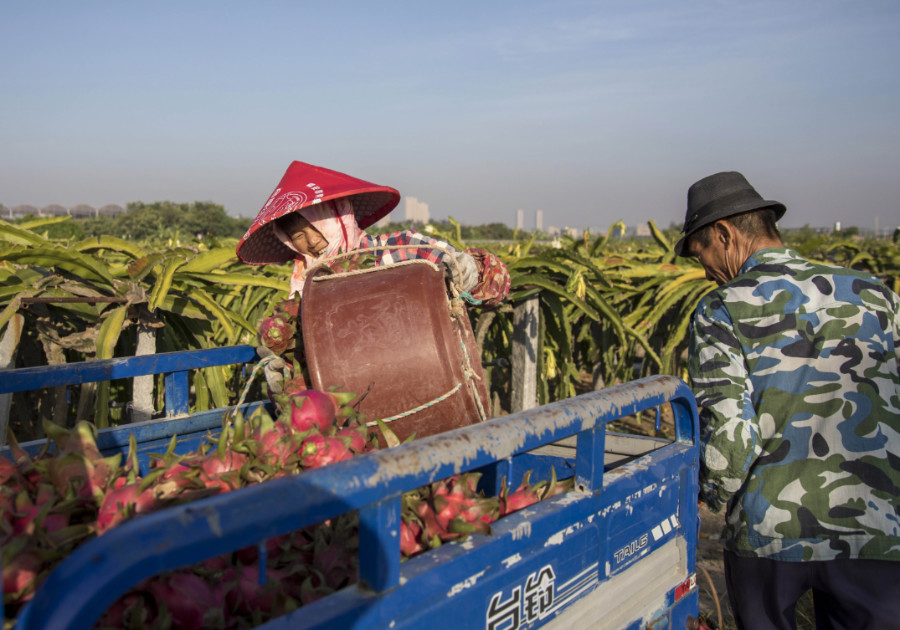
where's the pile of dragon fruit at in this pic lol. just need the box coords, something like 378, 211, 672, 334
1, 389, 571, 629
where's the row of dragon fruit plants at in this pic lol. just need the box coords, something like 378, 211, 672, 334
5, 216, 891, 440
1, 214, 723, 442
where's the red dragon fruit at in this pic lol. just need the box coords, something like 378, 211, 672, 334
313, 539, 357, 590
44, 451, 121, 504
11, 485, 70, 536
225, 565, 299, 619
1, 546, 43, 603
300, 435, 353, 470
258, 316, 295, 355
499, 470, 572, 516
282, 373, 309, 397
194, 446, 248, 495
96, 481, 158, 534
400, 520, 425, 557
42, 421, 122, 503
145, 571, 229, 629
500, 472, 546, 516
273, 296, 301, 320
253, 430, 300, 473
336, 425, 370, 454
0, 457, 20, 486
289, 390, 339, 434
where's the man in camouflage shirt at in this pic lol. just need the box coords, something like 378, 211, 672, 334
676, 171, 900, 629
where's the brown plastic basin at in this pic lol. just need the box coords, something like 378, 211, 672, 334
301, 260, 490, 443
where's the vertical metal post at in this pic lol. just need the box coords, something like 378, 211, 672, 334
475, 457, 515, 497
575, 427, 606, 494
358, 496, 401, 592
510, 296, 539, 413
164, 371, 189, 416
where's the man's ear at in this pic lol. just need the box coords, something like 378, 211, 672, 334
714, 221, 732, 248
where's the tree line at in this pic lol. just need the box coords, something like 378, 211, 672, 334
12, 202, 521, 244
15, 201, 252, 243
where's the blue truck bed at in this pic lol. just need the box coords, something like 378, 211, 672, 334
1, 348, 700, 630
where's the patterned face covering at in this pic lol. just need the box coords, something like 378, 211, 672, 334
272, 198, 365, 297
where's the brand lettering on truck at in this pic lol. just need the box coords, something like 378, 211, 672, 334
614, 533, 649, 563
486, 565, 556, 630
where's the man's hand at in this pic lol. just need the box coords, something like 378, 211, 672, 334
444, 252, 479, 292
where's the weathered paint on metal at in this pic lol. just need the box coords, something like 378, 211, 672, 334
0, 345, 257, 394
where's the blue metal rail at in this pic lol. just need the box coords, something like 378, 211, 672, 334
0, 345, 258, 416
14, 375, 699, 630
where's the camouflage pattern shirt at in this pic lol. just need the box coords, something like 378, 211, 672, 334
688, 247, 900, 561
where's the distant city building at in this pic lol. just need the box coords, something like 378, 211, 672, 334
12, 205, 38, 217
546, 225, 560, 237
565, 227, 581, 239
404, 197, 430, 224
536, 210, 543, 232
70, 204, 97, 218
634, 223, 651, 237
98, 204, 125, 216
516, 209, 524, 231
1, 203, 125, 218
372, 212, 392, 229
41, 204, 68, 217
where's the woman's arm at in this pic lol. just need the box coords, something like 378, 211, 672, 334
363, 230, 511, 306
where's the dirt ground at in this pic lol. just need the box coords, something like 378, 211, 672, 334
696, 505, 735, 629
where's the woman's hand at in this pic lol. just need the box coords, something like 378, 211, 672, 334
444, 252, 479, 292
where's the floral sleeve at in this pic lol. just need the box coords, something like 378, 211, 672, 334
465, 248, 511, 308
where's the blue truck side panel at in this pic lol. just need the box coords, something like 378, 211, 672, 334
2, 348, 700, 630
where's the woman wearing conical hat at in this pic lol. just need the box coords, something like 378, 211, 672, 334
237, 161, 511, 397
237, 161, 510, 305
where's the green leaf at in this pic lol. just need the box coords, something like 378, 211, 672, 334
0, 295, 25, 335
95, 306, 127, 360
17, 215, 74, 231
203, 365, 230, 410
127, 253, 168, 281
376, 419, 401, 448
0, 218, 53, 246
148, 258, 185, 311
158, 295, 212, 320
74, 235, 148, 259
188, 288, 236, 338
179, 248, 239, 274
182, 272, 287, 291
648, 219, 672, 251
0, 246, 117, 284
93, 305, 128, 429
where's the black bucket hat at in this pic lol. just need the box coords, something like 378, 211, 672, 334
674, 171, 786, 257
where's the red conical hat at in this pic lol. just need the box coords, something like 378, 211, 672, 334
236, 161, 401, 265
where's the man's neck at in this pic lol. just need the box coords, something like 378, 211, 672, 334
733, 237, 783, 275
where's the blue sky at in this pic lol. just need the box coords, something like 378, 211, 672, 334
2, 1, 899, 233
